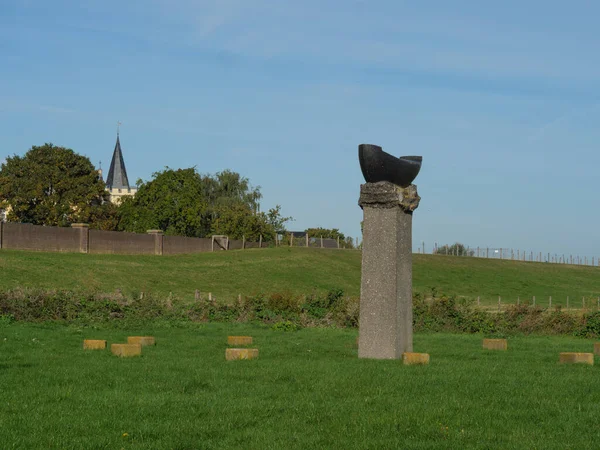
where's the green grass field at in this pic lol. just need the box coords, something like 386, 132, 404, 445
1, 322, 600, 449
1, 248, 600, 307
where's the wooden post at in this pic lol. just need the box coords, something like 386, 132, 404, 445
549, 296, 552, 309
259, 234, 262, 248
242, 235, 245, 249
194, 289, 199, 300
208, 292, 212, 302
498, 296, 501, 312
477, 296, 480, 306
337, 236, 340, 249
290, 232, 293, 247
320, 236, 323, 248
306, 233, 309, 247
533, 295, 536, 306
517, 296, 520, 306
486, 247, 489, 258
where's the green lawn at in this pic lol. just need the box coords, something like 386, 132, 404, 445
1, 248, 600, 306
1, 322, 599, 449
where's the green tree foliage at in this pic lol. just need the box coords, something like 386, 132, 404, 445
118, 167, 291, 239
117, 168, 208, 236
0, 143, 112, 227
210, 203, 274, 241
434, 242, 474, 256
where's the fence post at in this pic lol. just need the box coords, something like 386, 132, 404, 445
498, 296, 501, 312
259, 234, 262, 248
147, 230, 163, 255
517, 296, 520, 306
194, 289, 199, 300
306, 233, 309, 248
477, 296, 480, 306
486, 247, 489, 258
549, 296, 552, 309
320, 235, 323, 248
290, 232, 293, 247
242, 235, 245, 250
533, 295, 536, 306
337, 236, 340, 249
71, 223, 89, 254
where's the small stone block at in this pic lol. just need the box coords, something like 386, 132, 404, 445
127, 336, 156, 346
483, 338, 508, 350
559, 352, 594, 365
227, 336, 253, 346
226, 348, 259, 360
402, 352, 430, 365
111, 343, 142, 357
594, 343, 600, 356
83, 339, 106, 350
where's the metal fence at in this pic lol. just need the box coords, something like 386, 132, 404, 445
416, 242, 599, 267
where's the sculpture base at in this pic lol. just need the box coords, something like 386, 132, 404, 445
358, 182, 419, 359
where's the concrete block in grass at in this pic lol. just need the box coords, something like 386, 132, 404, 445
83, 339, 106, 350
111, 343, 142, 357
227, 336, 253, 346
402, 352, 429, 365
226, 348, 258, 360
483, 339, 508, 351
559, 352, 593, 365
127, 336, 156, 346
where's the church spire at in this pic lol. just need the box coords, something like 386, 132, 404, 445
106, 129, 131, 190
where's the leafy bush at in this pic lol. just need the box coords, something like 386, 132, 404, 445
2, 287, 600, 338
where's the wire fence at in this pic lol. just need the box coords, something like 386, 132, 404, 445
414, 242, 600, 267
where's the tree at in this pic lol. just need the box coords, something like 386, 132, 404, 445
0, 143, 112, 227
118, 167, 287, 239
434, 242, 474, 256
117, 168, 209, 236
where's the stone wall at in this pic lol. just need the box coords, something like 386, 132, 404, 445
89, 230, 155, 255
1, 222, 81, 252
0, 222, 324, 255
163, 235, 212, 255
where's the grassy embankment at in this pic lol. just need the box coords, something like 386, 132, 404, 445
1, 322, 600, 449
1, 248, 600, 307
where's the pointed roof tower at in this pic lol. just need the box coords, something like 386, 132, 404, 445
106, 132, 131, 190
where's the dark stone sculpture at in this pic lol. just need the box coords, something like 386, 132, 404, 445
358, 144, 422, 188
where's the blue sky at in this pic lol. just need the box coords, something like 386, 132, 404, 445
2, 0, 600, 258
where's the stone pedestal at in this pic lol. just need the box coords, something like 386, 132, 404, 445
127, 336, 156, 346
147, 230, 163, 255
358, 181, 420, 359
71, 223, 89, 253
483, 338, 508, 351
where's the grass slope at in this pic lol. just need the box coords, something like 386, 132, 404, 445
1, 322, 600, 449
1, 248, 600, 306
